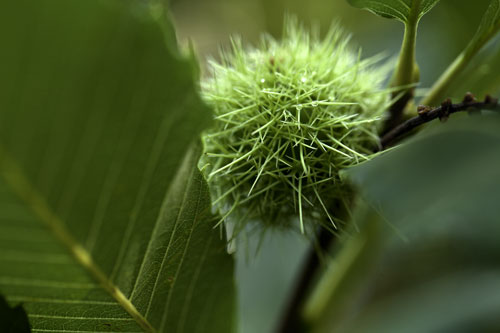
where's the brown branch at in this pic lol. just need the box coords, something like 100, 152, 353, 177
382, 89, 414, 134
380, 93, 500, 150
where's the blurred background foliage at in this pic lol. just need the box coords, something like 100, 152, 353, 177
169, 1, 499, 333
170, 0, 497, 92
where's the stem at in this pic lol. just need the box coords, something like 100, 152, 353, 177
302, 229, 367, 323
277, 199, 352, 332
276, 228, 335, 333
420, 52, 469, 106
380, 93, 500, 149
393, 21, 418, 91
384, 7, 421, 132
422, 1, 500, 106
302, 205, 384, 333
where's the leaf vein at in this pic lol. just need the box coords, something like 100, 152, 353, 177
159, 175, 204, 331
0, 145, 156, 332
143, 159, 198, 318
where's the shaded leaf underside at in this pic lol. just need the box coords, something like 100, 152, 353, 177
341, 115, 500, 332
0, 0, 234, 332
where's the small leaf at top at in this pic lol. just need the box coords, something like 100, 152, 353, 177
346, 0, 441, 23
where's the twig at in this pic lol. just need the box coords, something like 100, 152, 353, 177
382, 90, 414, 134
276, 227, 334, 333
380, 93, 500, 149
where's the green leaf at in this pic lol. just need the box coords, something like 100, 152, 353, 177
348, 115, 500, 225
0, 1, 234, 332
346, 0, 440, 23
328, 115, 500, 332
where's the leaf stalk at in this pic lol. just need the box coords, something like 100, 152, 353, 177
384, 3, 421, 132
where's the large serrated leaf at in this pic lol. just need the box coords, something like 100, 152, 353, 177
346, 0, 440, 23
0, 0, 234, 332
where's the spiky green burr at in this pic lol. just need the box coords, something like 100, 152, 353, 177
200, 19, 389, 235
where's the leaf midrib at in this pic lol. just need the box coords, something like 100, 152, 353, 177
0, 144, 156, 332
